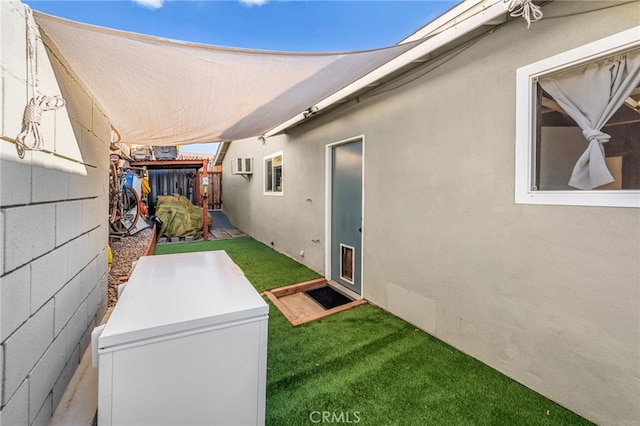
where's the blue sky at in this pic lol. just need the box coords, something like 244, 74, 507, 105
24, 0, 460, 152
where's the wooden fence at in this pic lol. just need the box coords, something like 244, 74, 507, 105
208, 171, 222, 210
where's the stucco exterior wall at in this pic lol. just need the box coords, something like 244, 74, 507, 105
224, 134, 327, 273
0, 2, 110, 424
222, 2, 640, 425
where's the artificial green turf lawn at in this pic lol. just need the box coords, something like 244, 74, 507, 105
156, 238, 592, 425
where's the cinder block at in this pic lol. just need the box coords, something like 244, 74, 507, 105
91, 106, 112, 143
87, 224, 108, 258
35, 35, 62, 103
1, 99, 5, 145
98, 169, 109, 197
66, 233, 89, 280
3, 300, 54, 405
2, 70, 28, 145
31, 244, 69, 313
77, 258, 98, 302
35, 41, 57, 154
68, 165, 106, 200
52, 344, 80, 410
65, 299, 88, 359
81, 128, 108, 169
39, 109, 56, 154
0, 377, 28, 426
87, 227, 102, 264
97, 195, 109, 223
95, 276, 108, 323
82, 197, 102, 235
96, 246, 109, 281
36, 42, 72, 159
55, 116, 84, 164
96, 296, 108, 327
55, 200, 83, 246
69, 340, 81, 369
53, 273, 82, 336
31, 148, 86, 195
0, 344, 3, 403
79, 321, 92, 353
0, 142, 32, 207
28, 331, 66, 424
0, 1, 27, 80
31, 392, 52, 426
0, 209, 4, 275
1, 265, 31, 339
54, 67, 93, 134
3, 203, 55, 273
31, 163, 70, 204
53, 110, 83, 163
87, 276, 107, 325
90, 195, 109, 233
85, 280, 98, 317
80, 198, 98, 234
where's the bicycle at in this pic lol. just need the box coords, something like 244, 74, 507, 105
109, 160, 141, 234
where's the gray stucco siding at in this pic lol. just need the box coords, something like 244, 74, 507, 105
222, 2, 640, 425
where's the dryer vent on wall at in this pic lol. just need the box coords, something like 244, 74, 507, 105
231, 158, 254, 175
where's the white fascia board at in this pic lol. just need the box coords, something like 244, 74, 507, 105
213, 140, 230, 166
264, 0, 507, 138
400, 0, 486, 44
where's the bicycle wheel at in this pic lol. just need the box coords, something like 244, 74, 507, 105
119, 185, 140, 234
109, 193, 125, 234
109, 162, 124, 233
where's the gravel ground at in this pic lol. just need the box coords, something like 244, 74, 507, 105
108, 228, 153, 306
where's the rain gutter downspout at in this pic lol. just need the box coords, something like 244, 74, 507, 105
264, 0, 510, 138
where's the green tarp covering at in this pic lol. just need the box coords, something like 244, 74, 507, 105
156, 195, 212, 239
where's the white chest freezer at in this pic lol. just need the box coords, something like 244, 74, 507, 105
94, 250, 268, 426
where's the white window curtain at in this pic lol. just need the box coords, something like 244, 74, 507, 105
539, 49, 640, 190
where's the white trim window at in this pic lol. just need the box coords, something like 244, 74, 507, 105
264, 151, 283, 195
515, 27, 640, 208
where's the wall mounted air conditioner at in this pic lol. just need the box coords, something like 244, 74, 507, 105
231, 158, 254, 175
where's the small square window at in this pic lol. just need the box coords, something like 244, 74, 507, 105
264, 152, 283, 195
515, 27, 640, 207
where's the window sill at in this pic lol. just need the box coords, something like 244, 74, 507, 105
515, 190, 640, 208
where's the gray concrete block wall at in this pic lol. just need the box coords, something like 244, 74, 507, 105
2, 301, 54, 408
0, 381, 28, 426
1, 1, 111, 424
3, 204, 56, 272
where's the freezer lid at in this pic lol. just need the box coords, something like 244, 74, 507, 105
99, 250, 268, 349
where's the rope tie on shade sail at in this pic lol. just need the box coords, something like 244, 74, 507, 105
505, 0, 543, 28
15, 5, 66, 159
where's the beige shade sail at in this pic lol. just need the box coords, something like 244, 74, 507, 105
34, 12, 418, 146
